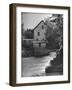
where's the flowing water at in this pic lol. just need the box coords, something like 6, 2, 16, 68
21, 52, 57, 77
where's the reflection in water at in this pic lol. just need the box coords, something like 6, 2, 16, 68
21, 52, 57, 77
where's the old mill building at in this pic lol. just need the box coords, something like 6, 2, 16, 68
22, 20, 49, 49
33, 20, 47, 48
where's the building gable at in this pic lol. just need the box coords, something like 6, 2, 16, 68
33, 20, 45, 31
33, 20, 46, 41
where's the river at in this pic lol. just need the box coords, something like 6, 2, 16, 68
21, 52, 57, 77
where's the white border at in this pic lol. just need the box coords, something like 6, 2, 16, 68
16, 7, 68, 83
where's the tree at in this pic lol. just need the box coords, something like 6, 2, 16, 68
45, 14, 63, 50
53, 14, 63, 50
24, 29, 33, 39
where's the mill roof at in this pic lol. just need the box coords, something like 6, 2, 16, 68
33, 20, 46, 31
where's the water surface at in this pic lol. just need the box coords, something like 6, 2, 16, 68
21, 52, 57, 77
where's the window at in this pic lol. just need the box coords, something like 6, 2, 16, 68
38, 32, 40, 36
42, 25, 44, 29
39, 43, 41, 47
42, 38, 44, 40
36, 38, 38, 40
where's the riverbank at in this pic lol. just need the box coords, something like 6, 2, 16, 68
45, 48, 63, 75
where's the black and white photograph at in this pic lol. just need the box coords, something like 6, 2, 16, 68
9, 3, 70, 86
21, 13, 63, 77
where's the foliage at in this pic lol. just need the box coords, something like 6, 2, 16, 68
23, 29, 33, 39
45, 14, 63, 50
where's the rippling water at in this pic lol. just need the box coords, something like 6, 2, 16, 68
21, 52, 57, 77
